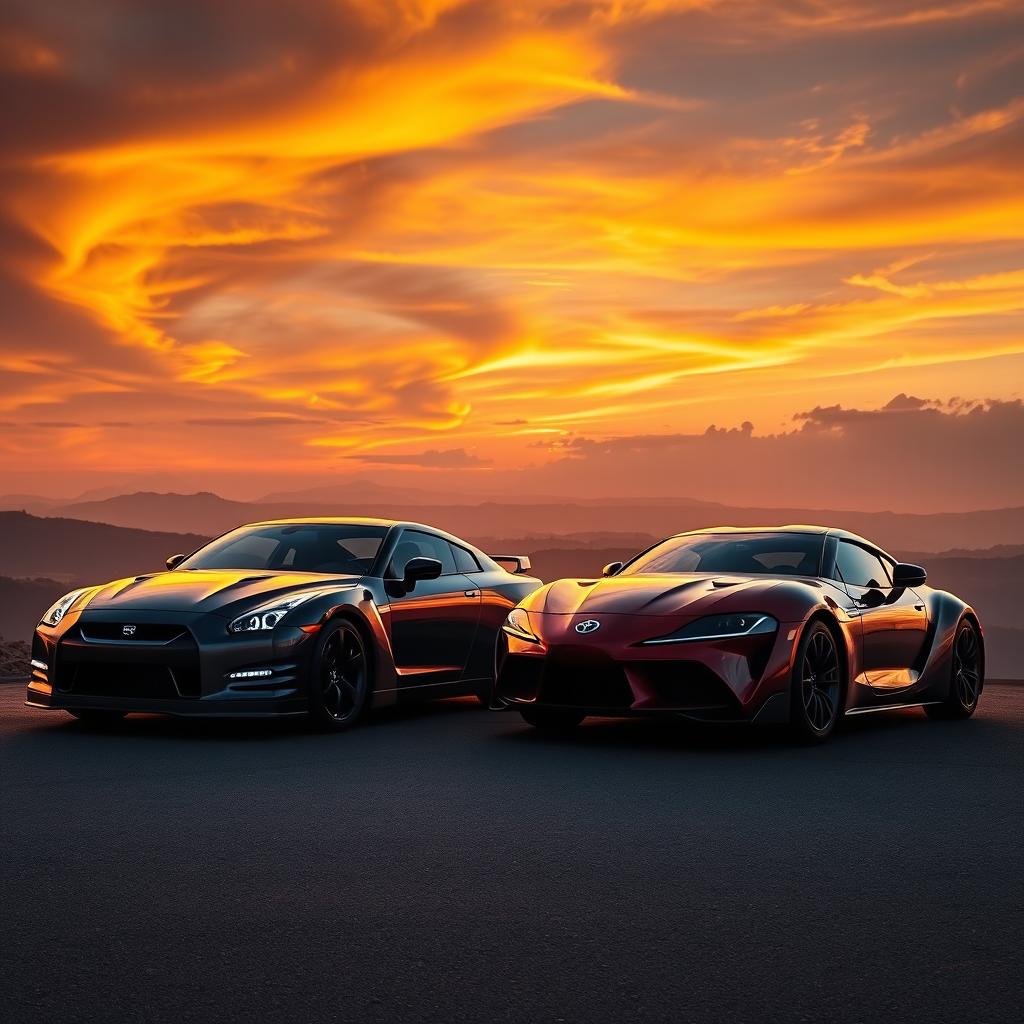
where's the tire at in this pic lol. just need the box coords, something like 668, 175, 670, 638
788, 620, 843, 744
519, 706, 586, 732
307, 618, 371, 732
925, 618, 983, 720
474, 630, 509, 707
66, 709, 126, 726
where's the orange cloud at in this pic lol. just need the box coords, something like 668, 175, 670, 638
0, 0, 1022, 499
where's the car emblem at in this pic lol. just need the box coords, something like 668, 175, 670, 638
575, 619, 601, 634
122, 624, 137, 637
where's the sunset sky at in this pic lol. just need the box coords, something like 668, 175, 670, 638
1, 1, 1022, 509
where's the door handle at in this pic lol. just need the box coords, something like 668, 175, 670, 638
464, 590, 480, 598
914, 604, 925, 611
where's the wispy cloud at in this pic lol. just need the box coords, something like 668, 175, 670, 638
345, 447, 492, 468
0, 0, 1022, 500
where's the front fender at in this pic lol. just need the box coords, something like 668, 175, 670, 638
780, 588, 862, 714
300, 583, 399, 707
917, 589, 977, 700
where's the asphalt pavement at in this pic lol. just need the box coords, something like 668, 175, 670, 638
1, 683, 1022, 1024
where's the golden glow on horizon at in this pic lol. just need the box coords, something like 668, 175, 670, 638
1, 0, 1023, 486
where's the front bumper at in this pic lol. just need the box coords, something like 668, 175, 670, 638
27, 608, 317, 718
494, 612, 799, 723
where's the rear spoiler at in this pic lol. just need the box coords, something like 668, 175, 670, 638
492, 554, 532, 575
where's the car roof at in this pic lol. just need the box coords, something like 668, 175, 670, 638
237, 517, 496, 561
673, 524, 885, 552
243, 516, 467, 542
246, 516, 402, 529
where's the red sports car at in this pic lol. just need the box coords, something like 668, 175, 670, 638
493, 526, 984, 743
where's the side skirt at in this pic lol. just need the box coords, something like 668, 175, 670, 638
845, 701, 942, 716
380, 678, 485, 704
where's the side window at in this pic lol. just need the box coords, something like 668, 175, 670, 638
282, 536, 378, 572
452, 545, 481, 573
390, 530, 457, 576
835, 542, 891, 589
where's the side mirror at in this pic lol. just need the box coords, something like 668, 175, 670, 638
166, 553, 186, 571
602, 561, 624, 577
892, 562, 927, 588
403, 556, 443, 590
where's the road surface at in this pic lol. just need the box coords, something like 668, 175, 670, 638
2, 683, 1022, 1023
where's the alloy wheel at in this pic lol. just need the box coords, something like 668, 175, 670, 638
320, 624, 366, 722
953, 623, 982, 710
801, 628, 841, 733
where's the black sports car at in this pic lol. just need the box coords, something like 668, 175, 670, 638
493, 526, 985, 743
27, 518, 539, 730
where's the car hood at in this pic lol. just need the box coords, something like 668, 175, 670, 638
523, 573, 795, 617
83, 570, 360, 616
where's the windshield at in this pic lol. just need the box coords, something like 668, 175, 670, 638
622, 532, 823, 577
179, 523, 388, 575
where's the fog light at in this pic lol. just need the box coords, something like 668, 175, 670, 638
228, 668, 274, 680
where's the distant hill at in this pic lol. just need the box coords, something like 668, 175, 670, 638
475, 532, 658, 554
984, 628, 1024, 679
526, 547, 645, 583
54, 491, 257, 535
0, 493, 64, 515
49, 491, 726, 537
919, 553, 1024, 631
0, 512, 208, 580
28, 489, 1024, 553
905, 544, 1024, 560
458, 503, 1024, 558
0, 577, 72, 640
256, 482, 724, 507
256, 478, 486, 506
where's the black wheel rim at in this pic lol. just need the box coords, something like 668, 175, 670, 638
801, 629, 840, 733
320, 625, 365, 722
953, 624, 981, 709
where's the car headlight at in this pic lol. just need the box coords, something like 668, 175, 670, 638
642, 613, 777, 645
40, 589, 88, 627
229, 592, 322, 633
502, 607, 539, 642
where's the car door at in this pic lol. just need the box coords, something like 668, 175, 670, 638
385, 529, 482, 687
835, 540, 928, 691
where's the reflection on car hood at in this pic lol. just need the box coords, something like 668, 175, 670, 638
528, 573, 791, 617
84, 570, 359, 615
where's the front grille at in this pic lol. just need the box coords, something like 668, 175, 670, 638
540, 649, 635, 709
632, 661, 735, 709
78, 623, 187, 644
62, 662, 200, 699
57, 623, 202, 699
